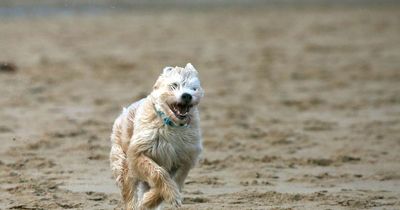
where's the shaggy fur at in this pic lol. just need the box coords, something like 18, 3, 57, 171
110, 63, 204, 210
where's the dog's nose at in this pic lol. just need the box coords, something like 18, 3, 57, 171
181, 93, 192, 104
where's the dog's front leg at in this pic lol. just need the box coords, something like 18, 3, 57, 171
128, 149, 181, 209
173, 164, 191, 192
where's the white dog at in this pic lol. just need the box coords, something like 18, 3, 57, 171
110, 63, 204, 210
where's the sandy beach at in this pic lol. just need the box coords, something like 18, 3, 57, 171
0, 5, 400, 209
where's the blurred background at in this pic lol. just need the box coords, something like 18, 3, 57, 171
0, 1, 399, 209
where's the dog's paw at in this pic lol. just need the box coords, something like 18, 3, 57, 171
141, 189, 163, 209
164, 190, 182, 208
171, 196, 182, 208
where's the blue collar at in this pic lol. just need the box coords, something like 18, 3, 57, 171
154, 105, 189, 127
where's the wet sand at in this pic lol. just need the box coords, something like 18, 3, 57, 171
0, 6, 400, 209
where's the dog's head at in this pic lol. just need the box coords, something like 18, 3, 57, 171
151, 63, 204, 124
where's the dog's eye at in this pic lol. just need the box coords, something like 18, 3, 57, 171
169, 83, 178, 90
192, 87, 198, 91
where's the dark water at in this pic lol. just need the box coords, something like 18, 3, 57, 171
0, 4, 121, 17
0, 0, 398, 17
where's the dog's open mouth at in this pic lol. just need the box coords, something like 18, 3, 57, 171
169, 103, 193, 120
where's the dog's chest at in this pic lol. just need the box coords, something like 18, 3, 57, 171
146, 127, 199, 171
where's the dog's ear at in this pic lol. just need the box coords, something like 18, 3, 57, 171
163, 66, 174, 74
185, 63, 198, 74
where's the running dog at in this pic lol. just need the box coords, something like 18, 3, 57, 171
110, 63, 204, 210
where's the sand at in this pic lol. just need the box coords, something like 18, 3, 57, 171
0, 6, 400, 210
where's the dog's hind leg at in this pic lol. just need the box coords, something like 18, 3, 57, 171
137, 181, 150, 203
122, 176, 138, 210
110, 115, 126, 186
110, 115, 138, 209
